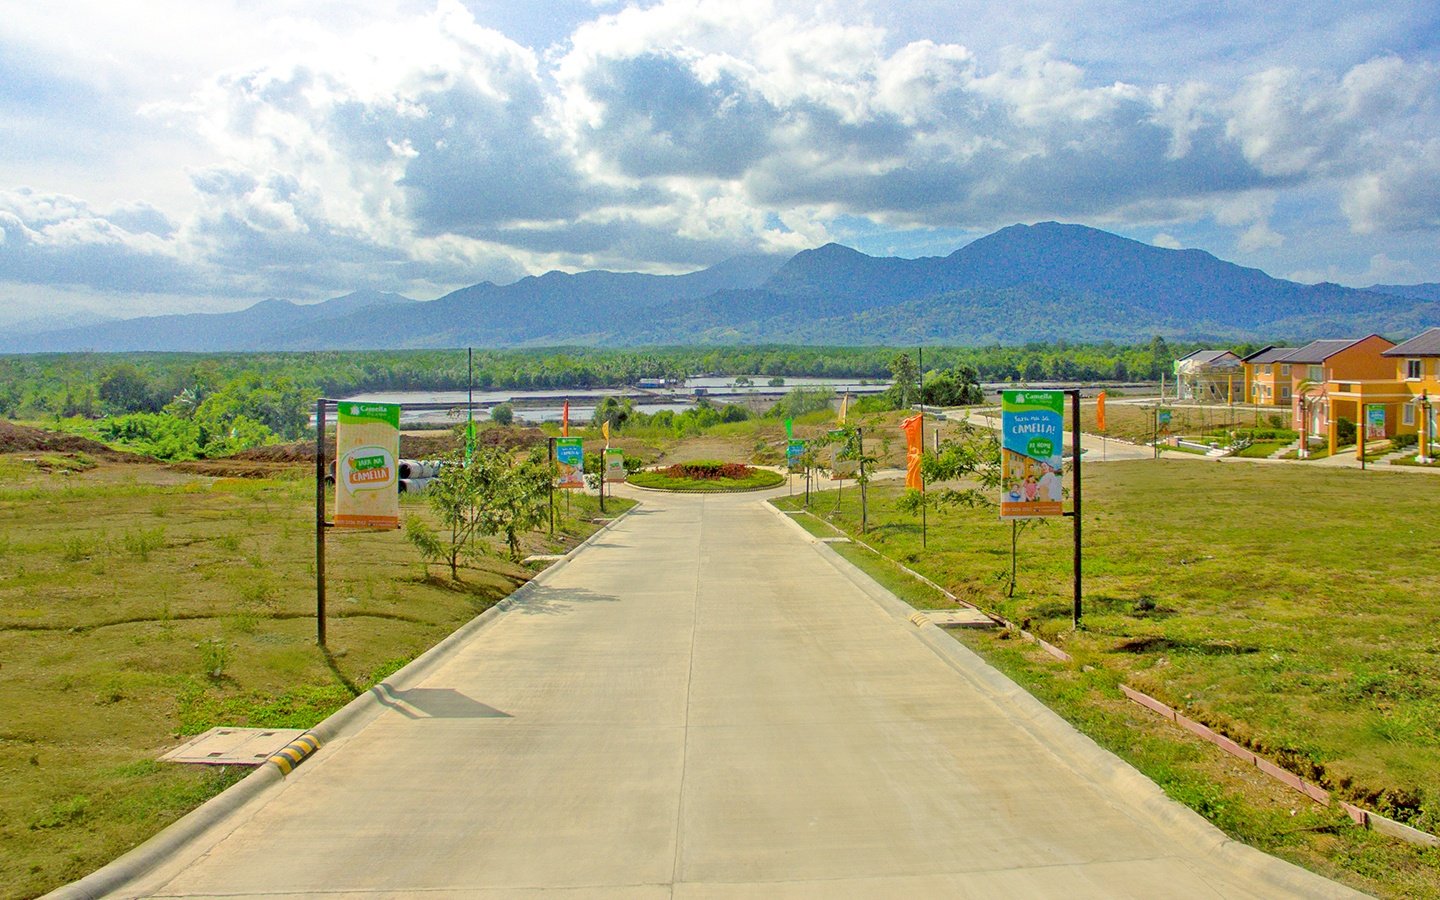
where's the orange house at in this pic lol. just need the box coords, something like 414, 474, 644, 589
1381, 327, 1440, 457
1279, 335, 1398, 456
1240, 346, 1297, 407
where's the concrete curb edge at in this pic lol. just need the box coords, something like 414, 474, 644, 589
44, 503, 639, 900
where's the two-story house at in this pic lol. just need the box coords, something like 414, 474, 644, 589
1381, 327, 1440, 459
1240, 346, 1297, 407
1280, 335, 1398, 456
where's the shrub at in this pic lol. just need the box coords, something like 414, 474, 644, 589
663, 461, 754, 480
1393, 432, 1418, 450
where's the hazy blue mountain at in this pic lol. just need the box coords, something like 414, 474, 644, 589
3, 290, 416, 352
5, 227, 1434, 351
1368, 283, 1440, 303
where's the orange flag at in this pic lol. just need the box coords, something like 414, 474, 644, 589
562, 400, 570, 437
1096, 391, 1107, 433
902, 413, 924, 490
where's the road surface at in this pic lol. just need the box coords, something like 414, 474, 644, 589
115, 488, 1353, 898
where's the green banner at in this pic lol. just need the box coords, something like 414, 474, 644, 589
786, 438, 805, 471
556, 437, 584, 490
1000, 390, 1065, 519
603, 448, 626, 483
335, 401, 401, 528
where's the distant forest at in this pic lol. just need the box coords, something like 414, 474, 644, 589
0, 339, 1217, 423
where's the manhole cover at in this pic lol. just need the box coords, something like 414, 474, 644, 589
921, 609, 997, 628
161, 727, 307, 766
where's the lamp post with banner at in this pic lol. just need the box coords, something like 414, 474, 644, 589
1417, 392, 1433, 464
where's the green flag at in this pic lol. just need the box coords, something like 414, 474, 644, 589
784, 418, 793, 438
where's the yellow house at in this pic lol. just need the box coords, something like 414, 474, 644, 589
1240, 346, 1297, 407
1277, 335, 1398, 456
1381, 327, 1440, 458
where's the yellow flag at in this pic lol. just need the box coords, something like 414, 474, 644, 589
602, 421, 610, 444
838, 392, 849, 424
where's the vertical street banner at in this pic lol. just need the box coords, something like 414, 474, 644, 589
786, 438, 805, 472
1096, 391, 1107, 432
334, 402, 401, 528
562, 400, 570, 437
1157, 409, 1172, 431
902, 413, 924, 490
1365, 404, 1386, 440
603, 448, 626, 483
555, 437, 585, 489
1000, 390, 1065, 519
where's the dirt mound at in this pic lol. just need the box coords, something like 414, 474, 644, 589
228, 441, 329, 462
216, 425, 545, 466
0, 420, 144, 461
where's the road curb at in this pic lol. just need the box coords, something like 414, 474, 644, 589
768, 501, 1362, 899
44, 503, 639, 900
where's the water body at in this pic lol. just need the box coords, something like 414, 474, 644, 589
343, 377, 891, 426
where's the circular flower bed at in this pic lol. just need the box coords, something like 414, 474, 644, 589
627, 460, 785, 492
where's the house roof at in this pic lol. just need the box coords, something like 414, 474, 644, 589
1176, 349, 1239, 365
1382, 327, 1440, 357
1279, 337, 1379, 364
1241, 346, 1297, 364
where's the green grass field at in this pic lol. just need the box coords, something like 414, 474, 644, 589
0, 453, 626, 899
775, 460, 1440, 896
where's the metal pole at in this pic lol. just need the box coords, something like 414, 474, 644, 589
547, 437, 555, 535
1070, 389, 1083, 628
466, 348, 474, 464
919, 346, 926, 548
315, 398, 327, 648
858, 426, 867, 534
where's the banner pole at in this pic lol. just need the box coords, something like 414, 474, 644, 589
548, 437, 555, 535
1071, 389, 1083, 628
919, 345, 926, 548
315, 398, 327, 648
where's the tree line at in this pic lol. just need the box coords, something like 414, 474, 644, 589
0, 339, 1202, 458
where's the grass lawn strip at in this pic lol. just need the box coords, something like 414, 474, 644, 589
773, 462, 1440, 897
0, 454, 628, 900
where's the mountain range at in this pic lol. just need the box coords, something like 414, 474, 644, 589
7, 223, 1438, 352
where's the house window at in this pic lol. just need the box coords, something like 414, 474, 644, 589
1280, 364, 1290, 376
1404, 404, 1416, 426
1281, 386, 1292, 400
1407, 359, 1422, 379
1262, 364, 1272, 375
1307, 365, 1324, 382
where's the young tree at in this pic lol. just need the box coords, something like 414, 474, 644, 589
405, 455, 487, 579
887, 352, 919, 409
490, 402, 514, 425
474, 447, 552, 560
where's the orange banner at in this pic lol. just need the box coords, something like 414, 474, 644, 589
902, 413, 924, 490
1096, 390, 1107, 433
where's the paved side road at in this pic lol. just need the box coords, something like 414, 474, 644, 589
114, 488, 1356, 898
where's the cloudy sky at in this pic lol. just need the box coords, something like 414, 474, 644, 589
2, 0, 1439, 325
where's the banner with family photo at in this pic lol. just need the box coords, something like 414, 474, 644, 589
555, 437, 585, 490
1000, 390, 1065, 519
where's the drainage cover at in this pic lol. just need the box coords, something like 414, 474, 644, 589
921, 608, 997, 628
161, 727, 307, 766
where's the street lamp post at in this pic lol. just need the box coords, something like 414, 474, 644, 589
1418, 392, 1433, 464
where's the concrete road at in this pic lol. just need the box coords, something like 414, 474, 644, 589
960, 410, 1154, 462
120, 488, 1353, 899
